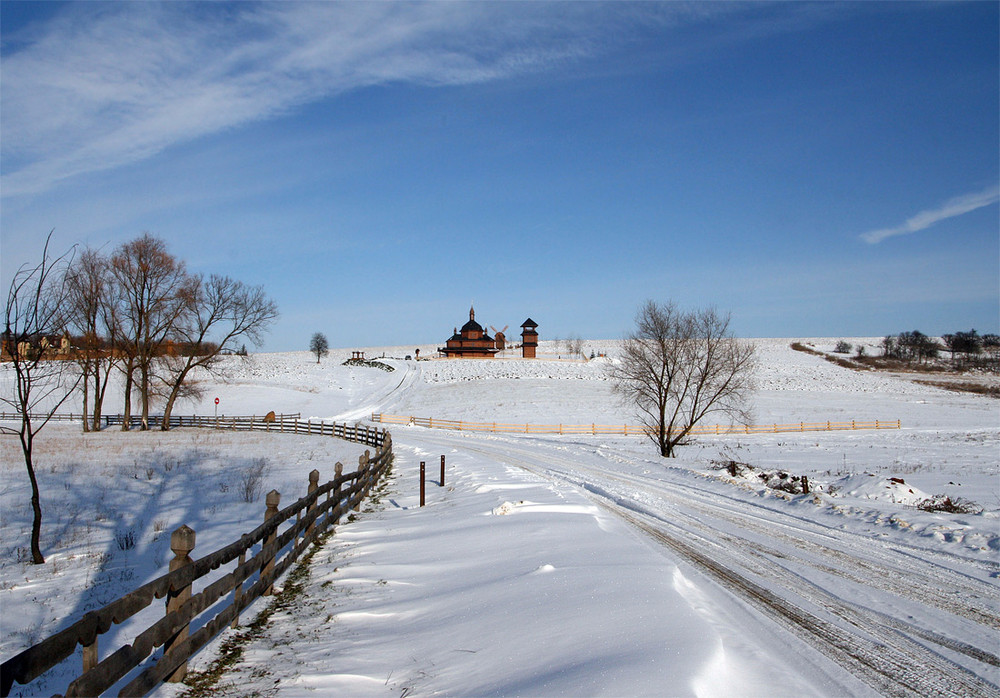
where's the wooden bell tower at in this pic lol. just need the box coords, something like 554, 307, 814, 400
520, 318, 538, 359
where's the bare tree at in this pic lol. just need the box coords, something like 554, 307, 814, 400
897, 330, 939, 364
1, 233, 81, 563
310, 332, 329, 363
881, 335, 897, 358
159, 274, 277, 429
109, 234, 189, 430
64, 248, 117, 432
610, 300, 756, 458
566, 334, 584, 358
942, 330, 982, 366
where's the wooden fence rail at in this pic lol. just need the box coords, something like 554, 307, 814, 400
0, 413, 303, 425
1, 425, 393, 697
0, 412, 96, 423
0, 413, 385, 450
103, 414, 386, 449
371, 413, 901, 436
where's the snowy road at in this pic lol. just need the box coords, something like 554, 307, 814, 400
404, 429, 1000, 697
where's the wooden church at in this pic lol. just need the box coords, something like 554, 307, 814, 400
439, 306, 539, 359
439, 306, 500, 358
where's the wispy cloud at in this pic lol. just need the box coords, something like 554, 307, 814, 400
860, 185, 1000, 244
1, 2, 731, 198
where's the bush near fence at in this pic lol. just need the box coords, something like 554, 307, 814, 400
1, 419, 393, 698
371, 413, 901, 436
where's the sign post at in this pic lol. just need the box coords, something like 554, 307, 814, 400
214, 397, 219, 426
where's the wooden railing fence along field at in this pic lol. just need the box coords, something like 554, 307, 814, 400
0, 413, 385, 449
1, 416, 393, 698
371, 413, 902, 436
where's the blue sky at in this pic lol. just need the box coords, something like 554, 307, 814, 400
2, 1, 997, 352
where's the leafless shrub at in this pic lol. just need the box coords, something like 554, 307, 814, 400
115, 527, 137, 551
239, 458, 270, 503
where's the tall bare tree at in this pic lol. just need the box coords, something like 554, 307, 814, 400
109, 234, 189, 430
64, 248, 117, 432
610, 300, 756, 458
159, 274, 278, 429
1, 233, 81, 563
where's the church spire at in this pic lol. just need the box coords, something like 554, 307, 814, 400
470, 304, 475, 321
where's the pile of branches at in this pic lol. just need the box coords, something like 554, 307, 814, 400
712, 458, 810, 495
916, 494, 983, 514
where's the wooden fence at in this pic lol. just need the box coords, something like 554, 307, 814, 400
1, 424, 393, 697
371, 413, 901, 436
0, 413, 386, 449
0, 412, 302, 426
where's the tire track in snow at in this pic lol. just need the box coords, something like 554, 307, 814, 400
407, 431, 1000, 697
465, 435, 998, 630
334, 360, 421, 423
590, 466, 1000, 631
610, 503, 999, 698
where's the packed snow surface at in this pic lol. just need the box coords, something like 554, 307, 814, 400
1, 339, 997, 696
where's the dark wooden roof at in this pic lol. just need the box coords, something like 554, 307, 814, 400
521, 318, 538, 329
461, 318, 485, 334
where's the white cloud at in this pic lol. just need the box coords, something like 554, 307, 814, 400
1, 2, 702, 198
860, 185, 1000, 244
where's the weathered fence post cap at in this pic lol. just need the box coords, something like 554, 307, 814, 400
335, 462, 343, 474
170, 525, 196, 554
309, 469, 320, 485
266, 489, 281, 507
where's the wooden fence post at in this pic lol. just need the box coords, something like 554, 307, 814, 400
440, 455, 445, 487
354, 452, 369, 511
165, 525, 196, 683
231, 549, 246, 629
332, 462, 344, 524
307, 469, 319, 538
420, 461, 425, 507
263, 490, 280, 596
82, 637, 98, 675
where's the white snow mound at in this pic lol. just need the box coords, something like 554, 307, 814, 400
834, 474, 931, 506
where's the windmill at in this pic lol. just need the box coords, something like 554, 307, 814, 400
491, 325, 509, 351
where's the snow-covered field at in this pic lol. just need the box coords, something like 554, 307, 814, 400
2, 339, 998, 696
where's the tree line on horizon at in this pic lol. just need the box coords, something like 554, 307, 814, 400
835, 329, 1000, 367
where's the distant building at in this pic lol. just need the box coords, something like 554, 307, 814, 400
439, 306, 500, 358
520, 318, 539, 358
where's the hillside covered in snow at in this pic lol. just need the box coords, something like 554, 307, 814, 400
2, 339, 997, 696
